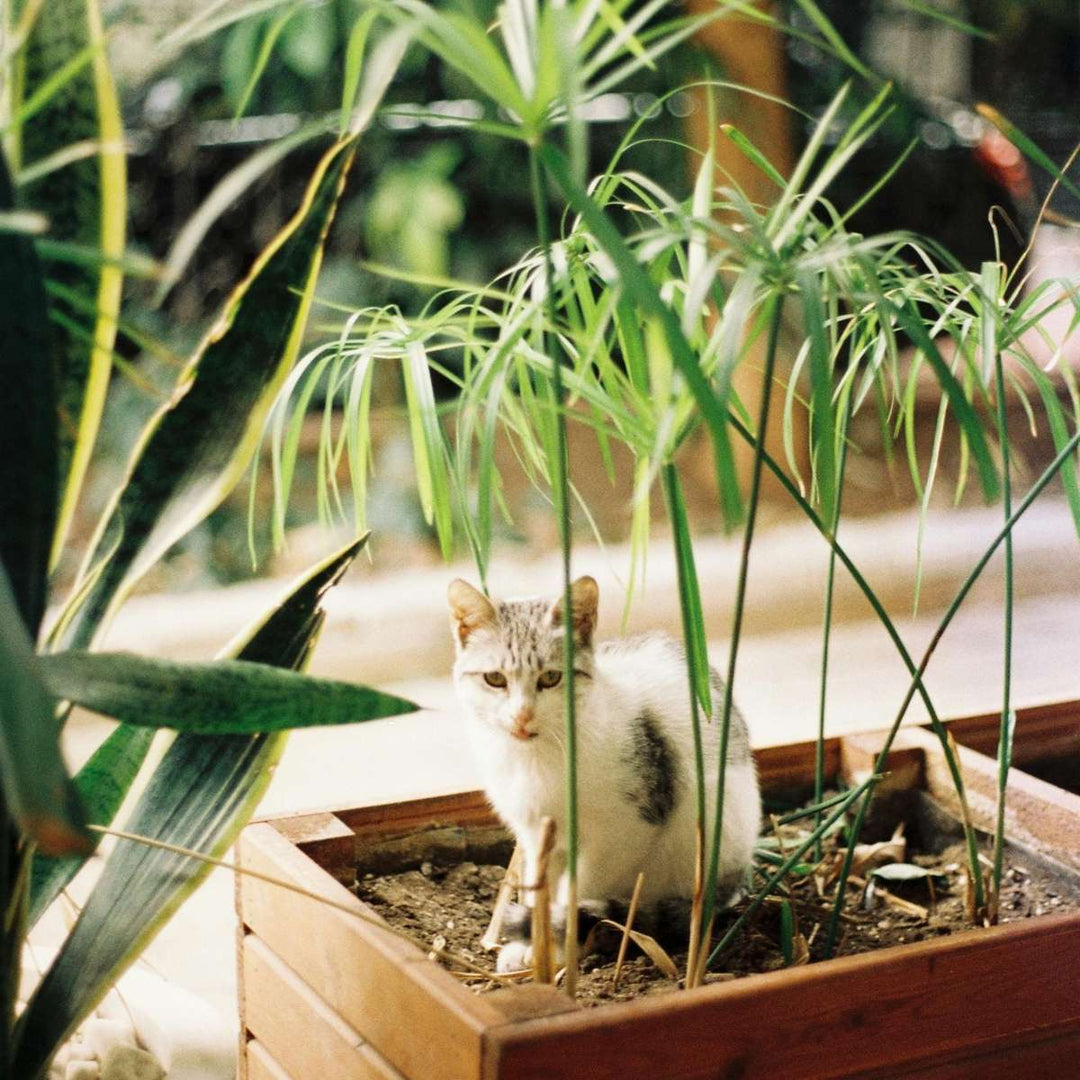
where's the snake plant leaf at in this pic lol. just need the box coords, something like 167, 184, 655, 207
26, 721, 155, 928
16, 538, 394, 1071
0, 144, 55, 638
0, 564, 88, 857
55, 135, 358, 652
38, 653, 419, 734
15, 0, 126, 568
26, 534, 370, 928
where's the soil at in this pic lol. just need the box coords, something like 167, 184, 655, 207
352, 793, 1080, 1008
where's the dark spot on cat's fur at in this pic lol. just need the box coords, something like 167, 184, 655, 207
625, 709, 679, 826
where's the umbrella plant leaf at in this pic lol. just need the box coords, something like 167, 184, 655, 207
54, 135, 358, 652
0, 564, 88, 856
38, 653, 419, 734
0, 144, 55, 638
889, 293, 1000, 503
539, 141, 744, 529
799, 272, 837, 526
16, 538, 384, 1070
15, 0, 126, 567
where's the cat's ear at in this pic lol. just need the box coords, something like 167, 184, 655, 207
550, 575, 599, 645
448, 579, 497, 647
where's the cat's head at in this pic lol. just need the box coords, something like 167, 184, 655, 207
446, 576, 598, 744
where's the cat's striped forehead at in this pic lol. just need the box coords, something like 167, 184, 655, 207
487, 598, 559, 670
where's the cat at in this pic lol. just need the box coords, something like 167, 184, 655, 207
447, 574, 761, 972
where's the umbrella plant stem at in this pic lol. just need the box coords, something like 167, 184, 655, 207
708, 774, 877, 968
528, 147, 579, 996
661, 463, 709, 984
727, 410, 984, 919
991, 344, 1014, 910
661, 464, 708, 846
815, 392, 853, 859
822, 424, 1080, 955
702, 297, 784, 938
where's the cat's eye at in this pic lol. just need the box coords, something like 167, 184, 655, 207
536, 670, 562, 690
483, 671, 508, 689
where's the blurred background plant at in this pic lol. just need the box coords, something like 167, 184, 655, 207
54, 0, 1077, 591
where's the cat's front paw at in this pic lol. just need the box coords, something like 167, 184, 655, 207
496, 940, 533, 973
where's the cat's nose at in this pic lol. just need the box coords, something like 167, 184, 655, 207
510, 708, 536, 740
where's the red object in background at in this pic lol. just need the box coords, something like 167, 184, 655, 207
974, 127, 1035, 205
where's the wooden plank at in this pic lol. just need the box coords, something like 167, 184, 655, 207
885, 1023, 1080, 1078
904, 726, 1080, 873
835, 730, 926, 795
247, 1040, 292, 1080
755, 737, 841, 791
255, 740, 844, 884
237, 821, 499, 1078
272, 811, 356, 883
942, 699, 1080, 764
243, 933, 406, 1080
236, 917, 251, 1080
483, 913, 1080, 1080
336, 789, 499, 837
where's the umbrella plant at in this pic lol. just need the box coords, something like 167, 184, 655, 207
269, 0, 1080, 991
0, 2, 420, 1075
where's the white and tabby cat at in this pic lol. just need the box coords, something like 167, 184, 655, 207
448, 574, 761, 971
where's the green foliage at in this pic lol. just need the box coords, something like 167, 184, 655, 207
0, 145, 55, 638
39, 651, 419, 734
16, 539, 382, 1078
3, 0, 1078, 1041
266, 0, 1080, 992
0, 9, 416, 1074
15, 0, 126, 566
53, 135, 358, 652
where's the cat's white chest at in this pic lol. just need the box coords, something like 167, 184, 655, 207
469, 723, 563, 832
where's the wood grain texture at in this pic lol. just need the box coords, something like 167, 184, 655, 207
336, 789, 499, 835
252, 740, 845, 839
237, 821, 499, 1079
240, 729, 1080, 1080
884, 1023, 1080, 1079
243, 933, 407, 1080
756, 737, 841, 790
483, 914, 1080, 1080
247, 1040, 292, 1080
272, 810, 356, 883
839, 732, 925, 793
236, 916, 251, 1080
904, 726, 1080, 873
942, 699, 1080, 764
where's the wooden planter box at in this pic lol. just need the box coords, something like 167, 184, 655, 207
939, 699, 1080, 803
236, 722, 1080, 1080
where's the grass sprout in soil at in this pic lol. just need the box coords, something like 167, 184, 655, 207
351, 791, 1080, 1008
